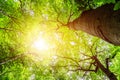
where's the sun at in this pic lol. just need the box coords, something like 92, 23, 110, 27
32, 38, 49, 51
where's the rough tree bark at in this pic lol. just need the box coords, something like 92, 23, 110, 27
68, 4, 120, 45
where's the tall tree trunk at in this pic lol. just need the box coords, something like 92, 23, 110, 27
68, 4, 120, 45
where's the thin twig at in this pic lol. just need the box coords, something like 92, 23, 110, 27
57, 55, 79, 65
79, 57, 92, 62
69, 68, 95, 72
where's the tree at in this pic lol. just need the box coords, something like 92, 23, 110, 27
52, 32, 119, 80
68, 3, 120, 46
0, 0, 120, 80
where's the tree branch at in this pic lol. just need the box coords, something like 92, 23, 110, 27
57, 55, 79, 65
106, 58, 109, 70
0, 54, 25, 65
69, 67, 95, 72
0, 28, 14, 31
79, 57, 92, 62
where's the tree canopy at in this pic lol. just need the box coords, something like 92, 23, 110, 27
0, 0, 120, 80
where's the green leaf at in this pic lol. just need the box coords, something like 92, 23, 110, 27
114, 1, 120, 10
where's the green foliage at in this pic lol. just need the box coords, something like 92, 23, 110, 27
114, 1, 120, 10
0, 0, 119, 80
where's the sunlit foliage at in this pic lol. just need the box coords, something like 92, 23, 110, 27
0, 0, 120, 80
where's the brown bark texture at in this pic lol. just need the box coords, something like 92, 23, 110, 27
68, 4, 120, 45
